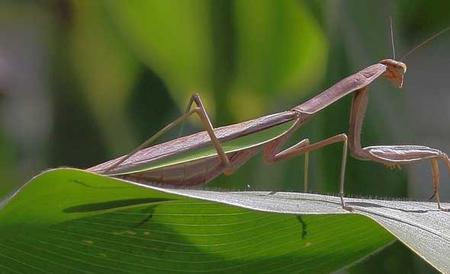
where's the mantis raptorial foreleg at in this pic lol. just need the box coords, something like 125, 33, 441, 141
362, 146, 450, 211
106, 93, 233, 174
264, 131, 349, 208
349, 86, 450, 211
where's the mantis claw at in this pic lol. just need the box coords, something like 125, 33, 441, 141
340, 194, 353, 211
342, 206, 354, 212
438, 203, 450, 212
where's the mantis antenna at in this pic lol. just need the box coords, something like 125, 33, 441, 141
389, 16, 396, 59
401, 26, 450, 60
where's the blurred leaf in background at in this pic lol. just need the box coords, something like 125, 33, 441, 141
105, 0, 216, 112
0, 3, 53, 196
229, 0, 327, 119
70, 0, 139, 155
0, 0, 449, 273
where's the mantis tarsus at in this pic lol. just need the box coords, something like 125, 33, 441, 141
89, 37, 450, 211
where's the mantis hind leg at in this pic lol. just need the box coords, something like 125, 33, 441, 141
181, 93, 234, 175
105, 93, 233, 175
178, 93, 201, 137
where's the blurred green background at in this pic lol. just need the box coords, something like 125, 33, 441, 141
0, 0, 449, 273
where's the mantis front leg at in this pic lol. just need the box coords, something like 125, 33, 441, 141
348, 87, 450, 211
357, 145, 450, 211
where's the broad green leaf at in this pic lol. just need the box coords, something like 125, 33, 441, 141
0, 169, 395, 274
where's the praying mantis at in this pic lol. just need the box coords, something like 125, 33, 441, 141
88, 37, 450, 212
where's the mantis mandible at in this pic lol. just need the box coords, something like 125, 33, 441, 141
89, 36, 450, 211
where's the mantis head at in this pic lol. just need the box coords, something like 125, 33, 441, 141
380, 59, 407, 88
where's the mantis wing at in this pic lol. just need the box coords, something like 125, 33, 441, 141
88, 111, 297, 175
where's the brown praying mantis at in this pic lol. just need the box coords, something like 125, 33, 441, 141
88, 32, 450, 211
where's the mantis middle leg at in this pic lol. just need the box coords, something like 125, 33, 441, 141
263, 127, 350, 209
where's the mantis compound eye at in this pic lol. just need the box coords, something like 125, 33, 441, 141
379, 59, 407, 88
380, 59, 407, 73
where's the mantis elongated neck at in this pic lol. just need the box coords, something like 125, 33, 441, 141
293, 63, 386, 115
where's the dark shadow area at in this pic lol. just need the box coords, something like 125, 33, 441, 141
132, 205, 156, 228
127, 66, 176, 142
347, 201, 430, 213
70, 179, 133, 189
296, 216, 308, 239
64, 198, 173, 213
257, 192, 436, 214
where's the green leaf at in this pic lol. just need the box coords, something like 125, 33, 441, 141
0, 169, 396, 273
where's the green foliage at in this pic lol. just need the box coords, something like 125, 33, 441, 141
0, 134, 17, 198
0, 169, 393, 273
105, 0, 217, 110
103, 0, 326, 120
70, 1, 139, 154
229, 0, 327, 118
0, 1, 448, 273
